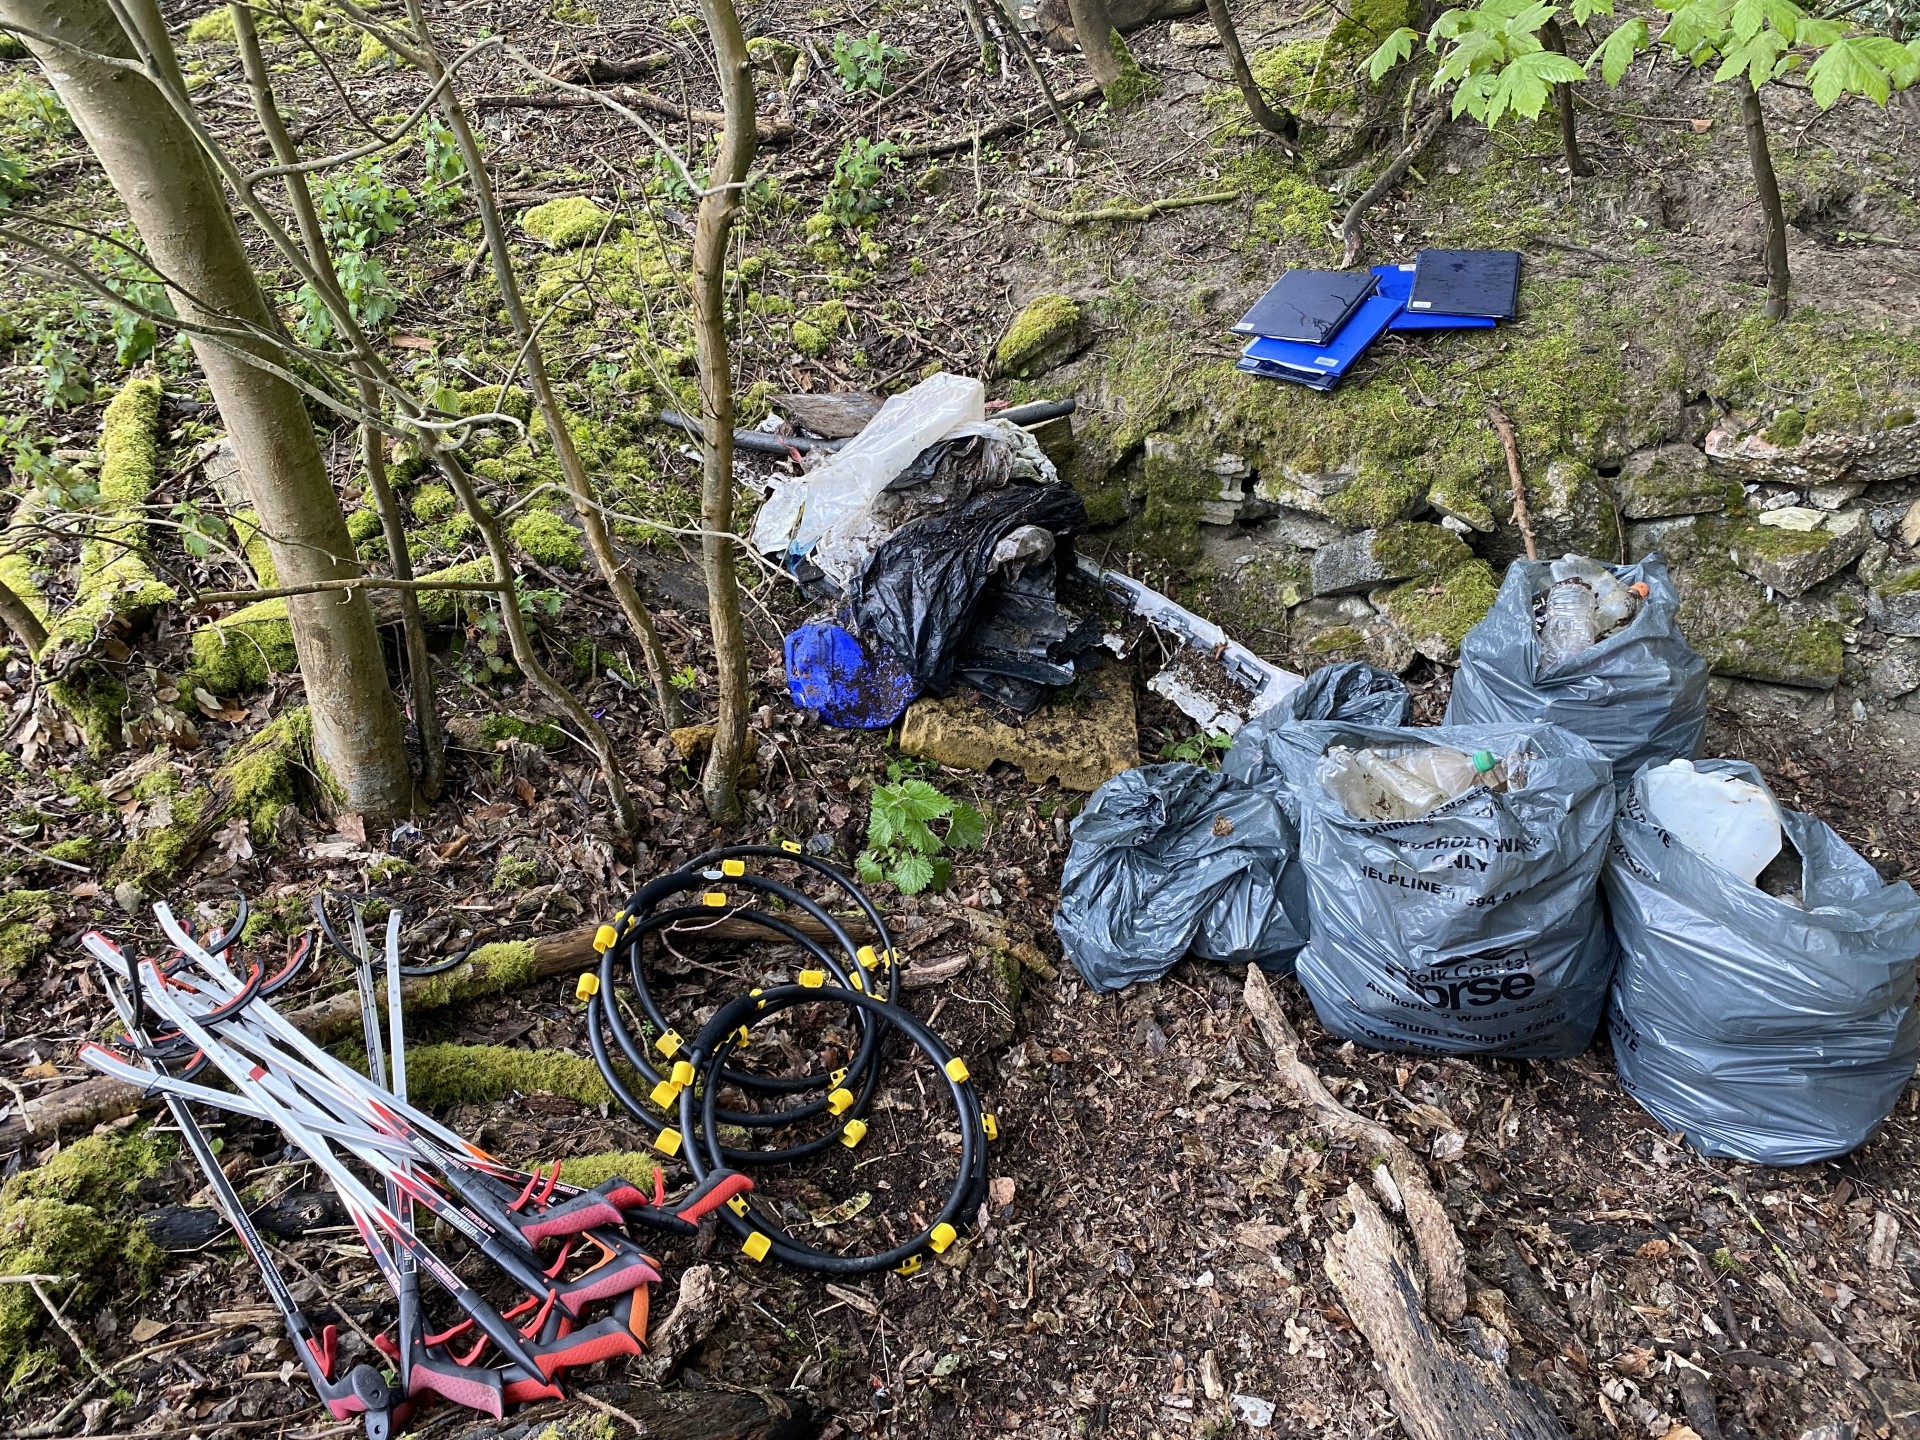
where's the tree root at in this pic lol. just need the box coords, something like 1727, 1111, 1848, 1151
1241, 967, 1467, 1322
1339, 106, 1447, 267
1488, 403, 1537, 561
1015, 189, 1239, 225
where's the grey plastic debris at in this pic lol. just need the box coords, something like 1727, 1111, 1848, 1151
1445, 554, 1707, 787
1053, 764, 1306, 993
1283, 661, 1412, 727
1229, 1395, 1275, 1429
1606, 758, 1920, 1166
1248, 720, 1616, 1058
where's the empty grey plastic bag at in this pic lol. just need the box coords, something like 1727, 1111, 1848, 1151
1446, 554, 1706, 787
1053, 764, 1305, 993
1261, 720, 1616, 1058
1606, 759, 1920, 1166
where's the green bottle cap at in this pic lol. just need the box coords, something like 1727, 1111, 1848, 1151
1471, 749, 1497, 773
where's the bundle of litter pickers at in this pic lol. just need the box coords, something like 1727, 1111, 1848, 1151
81, 848, 989, 1430
1055, 552, 1920, 1168
1233, 249, 1519, 391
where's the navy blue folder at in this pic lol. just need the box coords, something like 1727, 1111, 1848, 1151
1237, 293, 1402, 390
1231, 269, 1377, 344
1372, 265, 1498, 332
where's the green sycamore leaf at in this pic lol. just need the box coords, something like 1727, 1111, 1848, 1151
1431, 6, 1479, 41
1452, 69, 1500, 118
1366, 26, 1418, 80
1504, 2, 1560, 40
944, 803, 986, 851
889, 850, 936, 895
1591, 17, 1650, 84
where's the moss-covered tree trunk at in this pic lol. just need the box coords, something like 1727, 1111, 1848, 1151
2, 0, 412, 816
691, 0, 757, 824
1066, 0, 1123, 88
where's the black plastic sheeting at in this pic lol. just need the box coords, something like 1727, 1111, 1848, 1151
1053, 764, 1306, 994
1254, 720, 1618, 1058
1283, 661, 1412, 727
848, 482, 1087, 694
1607, 759, 1920, 1165
1446, 554, 1708, 788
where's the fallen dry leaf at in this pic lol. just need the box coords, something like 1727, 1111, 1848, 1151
335, 812, 367, 845
989, 1176, 1015, 1208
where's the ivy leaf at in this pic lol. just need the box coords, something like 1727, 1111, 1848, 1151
1591, 17, 1650, 84
1366, 26, 1418, 80
889, 850, 935, 896
945, 802, 986, 851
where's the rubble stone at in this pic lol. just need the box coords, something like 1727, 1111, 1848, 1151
1867, 567, 1920, 638
1705, 416, 1920, 487
1869, 640, 1920, 700
992, 294, 1091, 377
1310, 523, 1470, 597
1615, 444, 1741, 520
898, 678, 1136, 791
1730, 509, 1869, 597
1903, 497, 1920, 549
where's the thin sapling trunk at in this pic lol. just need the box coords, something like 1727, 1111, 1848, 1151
1206, 0, 1298, 148
1540, 19, 1590, 177
690, 0, 757, 824
1739, 81, 1791, 320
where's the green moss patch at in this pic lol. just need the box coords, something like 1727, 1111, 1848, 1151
389, 1043, 615, 1110
408, 939, 539, 1011
480, 713, 567, 749
0, 888, 55, 980
1376, 558, 1501, 663
185, 597, 296, 697
0, 1132, 166, 1389
994, 294, 1088, 377
521, 197, 617, 249
508, 510, 585, 570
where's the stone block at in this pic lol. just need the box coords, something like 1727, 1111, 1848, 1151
1730, 509, 1869, 597
898, 678, 1136, 791
1615, 444, 1738, 520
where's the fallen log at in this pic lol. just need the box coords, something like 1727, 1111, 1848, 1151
780, 82, 1104, 181
1242, 967, 1467, 1322
2, 911, 874, 1151
141, 1189, 350, 1252
1327, 1184, 1569, 1440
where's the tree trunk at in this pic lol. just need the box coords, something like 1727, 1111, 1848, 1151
402, 0, 683, 728
1066, 0, 1123, 87
0, 575, 47, 655
230, 4, 445, 800
1540, 20, 1590, 178
1205, 0, 1298, 146
691, 0, 757, 825
1739, 81, 1790, 321
4, 0, 412, 819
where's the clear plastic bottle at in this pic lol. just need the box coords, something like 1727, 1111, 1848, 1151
1549, 554, 1649, 637
1320, 745, 1527, 820
1538, 578, 1599, 665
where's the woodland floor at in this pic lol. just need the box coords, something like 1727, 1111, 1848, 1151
3, 0, 1920, 1437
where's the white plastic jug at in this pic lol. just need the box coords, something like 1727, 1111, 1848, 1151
1642, 758, 1783, 885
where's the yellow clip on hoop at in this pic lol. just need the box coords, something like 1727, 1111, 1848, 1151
702, 891, 727, 908
856, 945, 878, 970
798, 969, 826, 989
721, 858, 746, 877
929, 1223, 957, 1254
780, 840, 803, 853
671, 1059, 695, 1087
734, 1025, 752, 1047
827, 1087, 855, 1116
653, 1126, 683, 1157
982, 1113, 999, 1142
944, 1058, 971, 1084
575, 972, 600, 1002
742, 1231, 772, 1262
649, 1079, 680, 1110
840, 1119, 868, 1147
592, 924, 617, 954
895, 1255, 922, 1277
655, 1030, 683, 1058
727, 1194, 750, 1216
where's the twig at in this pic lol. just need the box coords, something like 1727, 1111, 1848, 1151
1339, 105, 1446, 267
782, 82, 1104, 180
575, 1391, 649, 1435
1016, 189, 1240, 224
0, 831, 91, 874
28, 1277, 119, 1391
1241, 968, 1467, 1322
1487, 403, 1536, 560
469, 84, 794, 144
192, 576, 513, 607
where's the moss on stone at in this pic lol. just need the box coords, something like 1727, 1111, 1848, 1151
185, 597, 295, 697
1370, 521, 1471, 578
0, 1131, 166, 1388
1710, 310, 1920, 433
43, 837, 93, 863
491, 852, 539, 890
521, 197, 617, 249
1763, 407, 1807, 446
345, 507, 384, 545
411, 484, 457, 522
112, 770, 207, 887
508, 510, 585, 569
1304, 625, 1369, 659
480, 714, 567, 749
1375, 558, 1501, 662
1326, 464, 1429, 530
994, 294, 1086, 377
183, 8, 236, 43
790, 321, 831, 357
0, 888, 54, 980
450, 386, 533, 424
1876, 565, 1920, 598
354, 30, 395, 68
415, 559, 496, 624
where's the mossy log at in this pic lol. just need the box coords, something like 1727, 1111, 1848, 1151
1, 911, 872, 1150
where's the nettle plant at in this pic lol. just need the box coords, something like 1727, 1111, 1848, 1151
857, 766, 986, 896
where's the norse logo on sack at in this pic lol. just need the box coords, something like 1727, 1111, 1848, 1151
1391, 945, 1537, 1010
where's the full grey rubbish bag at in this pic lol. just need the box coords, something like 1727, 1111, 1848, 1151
1053, 764, 1306, 993
1445, 554, 1707, 788
1606, 759, 1920, 1166
1222, 662, 1412, 794
1269, 721, 1616, 1058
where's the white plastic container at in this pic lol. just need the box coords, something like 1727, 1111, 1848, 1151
1641, 758, 1783, 885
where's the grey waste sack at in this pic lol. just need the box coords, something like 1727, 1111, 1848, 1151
1256, 720, 1617, 1058
1445, 554, 1707, 787
1606, 759, 1920, 1166
1053, 763, 1306, 993
1223, 662, 1412, 794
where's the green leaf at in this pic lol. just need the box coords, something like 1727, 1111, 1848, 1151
892, 779, 952, 823
898, 816, 941, 856
1569, 0, 1615, 23
867, 802, 898, 850
855, 850, 886, 886
1806, 33, 1907, 107
944, 803, 986, 851
1366, 26, 1418, 80
1591, 17, 1650, 83
889, 850, 935, 895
